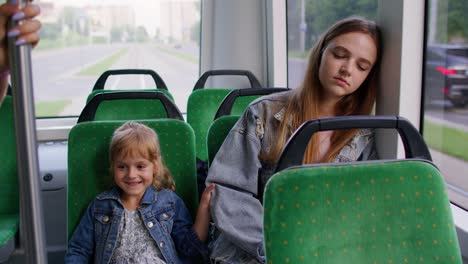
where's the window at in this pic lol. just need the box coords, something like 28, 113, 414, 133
33, 0, 201, 117
422, 0, 468, 210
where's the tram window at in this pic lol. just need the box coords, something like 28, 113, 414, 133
422, 0, 468, 210
286, 0, 377, 89
32, 0, 201, 117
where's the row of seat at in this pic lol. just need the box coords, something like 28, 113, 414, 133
77, 68, 290, 197
1, 68, 463, 262
67, 69, 462, 263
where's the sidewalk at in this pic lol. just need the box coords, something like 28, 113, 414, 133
425, 115, 468, 132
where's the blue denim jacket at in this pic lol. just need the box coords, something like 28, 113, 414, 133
65, 186, 209, 264
206, 90, 377, 263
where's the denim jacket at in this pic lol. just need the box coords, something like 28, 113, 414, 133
206, 90, 377, 263
65, 186, 209, 264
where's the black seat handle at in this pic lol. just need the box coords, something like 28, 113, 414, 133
214, 88, 290, 120
78, 91, 183, 123
275, 115, 432, 172
193, 69, 262, 91
92, 69, 168, 91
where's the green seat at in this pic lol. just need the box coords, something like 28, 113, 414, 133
187, 69, 262, 165
78, 91, 183, 123
263, 116, 462, 263
67, 120, 198, 239
0, 96, 19, 257
207, 115, 240, 166
187, 88, 232, 162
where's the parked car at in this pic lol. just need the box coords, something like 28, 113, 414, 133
424, 45, 468, 107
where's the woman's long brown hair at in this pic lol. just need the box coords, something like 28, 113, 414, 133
265, 16, 382, 164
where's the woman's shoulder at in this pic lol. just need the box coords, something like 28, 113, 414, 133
249, 89, 293, 108
244, 89, 293, 117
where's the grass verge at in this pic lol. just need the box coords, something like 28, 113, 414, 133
424, 120, 468, 161
155, 45, 198, 64
78, 48, 128, 76
35, 100, 72, 117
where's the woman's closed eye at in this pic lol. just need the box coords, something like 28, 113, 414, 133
357, 61, 371, 71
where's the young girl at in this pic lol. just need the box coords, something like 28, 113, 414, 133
207, 16, 382, 263
66, 121, 215, 263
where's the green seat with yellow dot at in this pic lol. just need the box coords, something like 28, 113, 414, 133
67, 119, 198, 239
186, 70, 262, 167
0, 96, 19, 258
263, 116, 462, 264
207, 115, 240, 167
78, 91, 183, 123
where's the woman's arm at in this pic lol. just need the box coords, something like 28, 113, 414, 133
0, 1, 41, 105
206, 107, 266, 261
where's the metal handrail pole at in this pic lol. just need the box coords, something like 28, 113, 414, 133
7, 0, 48, 263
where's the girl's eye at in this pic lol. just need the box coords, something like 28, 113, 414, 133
137, 164, 147, 169
116, 165, 126, 169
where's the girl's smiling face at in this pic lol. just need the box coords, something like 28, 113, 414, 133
113, 154, 156, 202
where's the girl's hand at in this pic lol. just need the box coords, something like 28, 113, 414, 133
0, 1, 41, 71
193, 183, 215, 242
199, 183, 216, 209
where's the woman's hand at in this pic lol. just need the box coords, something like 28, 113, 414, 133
0, 1, 41, 72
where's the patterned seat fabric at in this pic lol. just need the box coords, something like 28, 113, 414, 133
0, 96, 19, 248
187, 88, 232, 163
67, 120, 198, 239
207, 115, 240, 166
263, 160, 462, 263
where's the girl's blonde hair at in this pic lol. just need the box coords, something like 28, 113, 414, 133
265, 16, 382, 164
109, 121, 175, 191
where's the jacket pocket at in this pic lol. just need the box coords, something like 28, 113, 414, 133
154, 208, 175, 234
94, 212, 115, 241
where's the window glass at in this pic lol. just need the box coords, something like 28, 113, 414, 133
33, 0, 200, 117
287, 0, 377, 89
423, 0, 468, 209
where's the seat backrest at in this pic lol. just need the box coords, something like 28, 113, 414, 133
0, 96, 19, 247
67, 119, 198, 239
187, 69, 262, 163
78, 91, 183, 123
264, 160, 462, 263
263, 116, 462, 263
207, 115, 240, 166
187, 88, 232, 162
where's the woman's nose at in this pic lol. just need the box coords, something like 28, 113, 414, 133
339, 62, 352, 76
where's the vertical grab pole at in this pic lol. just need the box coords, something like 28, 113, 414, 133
7, 0, 47, 263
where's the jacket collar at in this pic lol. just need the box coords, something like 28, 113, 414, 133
96, 186, 158, 205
